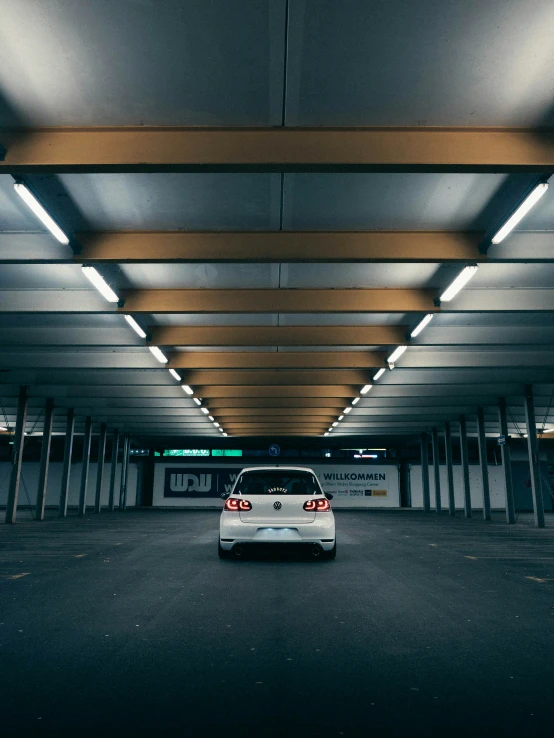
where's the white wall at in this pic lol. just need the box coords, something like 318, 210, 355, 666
410, 464, 507, 510
0, 461, 137, 509
153, 462, 400, 508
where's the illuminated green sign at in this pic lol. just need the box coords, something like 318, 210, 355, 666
163, 449, 210, 457
212, 449, 243, 457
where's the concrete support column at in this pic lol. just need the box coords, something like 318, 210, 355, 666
35, 398, 54, 521
477, 407, 491, 521
119, 434, 130, 510
420, 433, 431, 512
5, 386, 29, 524
108, 429, 119, 512
499, 399, 516, 525
432, 427, 441, 514
59, 408, 75, 518
459, 415, 472, 518
94, 423, 107, 513
445, 422, 455, 516
524, 385, 545, 528
78, 416, 93, 516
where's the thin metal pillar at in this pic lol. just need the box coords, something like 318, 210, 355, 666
59, 408, 75, 518
5, 386, 29, 524
445, 422, 455, 516
524, 385, 545, 528
420, 433, 431, 512
94, 423, 107, 513
119, 434, 130, 510
432, 427, 441, 514
477, 407, 491, 521
459, 415, 472, 518
499, 399, 516, 524
78, 416, 93, 516
108, 429, 119, 512
35, 398, 54, 521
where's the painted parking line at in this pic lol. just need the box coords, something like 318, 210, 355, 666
0, 573, 30, 580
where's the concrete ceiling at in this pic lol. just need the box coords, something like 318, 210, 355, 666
0, 0, 553, 441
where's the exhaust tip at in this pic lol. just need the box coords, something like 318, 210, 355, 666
233, 545, 243, 557
311, 544, 322, 558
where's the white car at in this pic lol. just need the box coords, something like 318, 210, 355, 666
218, 466, 336, 560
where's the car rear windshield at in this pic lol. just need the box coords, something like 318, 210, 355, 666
235, 471, 322, 495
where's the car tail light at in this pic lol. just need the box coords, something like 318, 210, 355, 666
224, 498, 252, 511
303, 498, 331, 512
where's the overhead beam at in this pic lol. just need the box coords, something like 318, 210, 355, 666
75, 231, 485, 263
169, 352, 385, 370
150, 326, 407, 347
194, 386, 356, 398
182, 370, 370, 386
4, 289, 554, 314
2, 127, 553, 173
122, 289, 435, 314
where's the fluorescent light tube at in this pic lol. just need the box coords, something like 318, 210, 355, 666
124, 314, 147, 338
14, 183, 70, 245
410, 314, 434, 338
328, 427, 333, 432
373, 368, 385, 381
338, 415, 344, 421
440, 265, 478, 302
387, 345, 407, 364
343, 406, 352, 414
213, 422, 220, 428
208, 415, 215, 422
182, 385, 194, 395
491, 183, 548, 244
168, 368, 181, 381
324, 432, 329, 436
193, 397, 201, 406
332, 421, 338, 427
222, 432, 228, 437
82, 266, 119, 303
352, 397, 360, 405
149, 346, 168, 364
201, 407, 209, 414
543, 428, 554, 433
360, 384, 372, 395
0, 426, 6, 431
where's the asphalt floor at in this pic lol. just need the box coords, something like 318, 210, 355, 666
1, 508, 554, 738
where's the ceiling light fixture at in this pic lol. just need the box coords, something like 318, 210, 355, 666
124, 314, 147, 338
543, 428, 554, 433
201, 407, 209, 415
360, 384, 372, 395
14, 182, 70, 245
328, 427, 333, 432
373, 368, 385, 381
168, 368, 181, 381
352, 397, 360, 405
410, 314, 434, 338
491, 183, 549, 244
343, 406, 352, 414
82, 266, 119, 302
387, 345, 407, 364
193, 397, 201, 406
324, 432, 329, 436
213, 422, 220, 427
439, 265, 478, 302
182, 385, 194, 395
338, 415, 344, 421
208, 415, 215, 422
332, 421, 339, 427
148, 346, 168, 364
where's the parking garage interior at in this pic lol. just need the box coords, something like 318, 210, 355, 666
1, 1, 554, 736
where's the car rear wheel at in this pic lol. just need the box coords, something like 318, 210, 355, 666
218, 541, 232, 559
322, 542, 336, 560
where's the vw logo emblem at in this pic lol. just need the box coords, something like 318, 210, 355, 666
273, 501, 282, 510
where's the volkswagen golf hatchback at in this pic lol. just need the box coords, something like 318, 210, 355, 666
218, 466, 336, 559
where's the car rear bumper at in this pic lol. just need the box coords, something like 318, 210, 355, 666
219, 516, 335, 550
